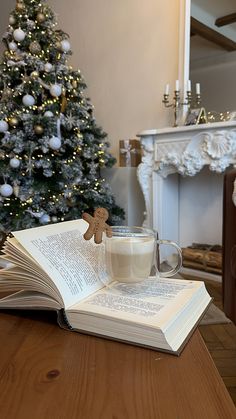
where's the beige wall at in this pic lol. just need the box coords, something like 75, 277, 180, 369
1, 0, 181, 159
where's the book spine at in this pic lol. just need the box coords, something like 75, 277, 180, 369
57, 309, 73, 331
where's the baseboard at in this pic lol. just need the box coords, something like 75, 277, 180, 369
180, 267, 222, 283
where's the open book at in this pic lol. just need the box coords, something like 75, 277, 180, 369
0, 220, 212, 355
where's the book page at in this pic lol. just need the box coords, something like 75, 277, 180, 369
69, 277, 204, 327
12, 220, 105, 308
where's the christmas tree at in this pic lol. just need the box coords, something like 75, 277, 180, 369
0, 0, 124, 240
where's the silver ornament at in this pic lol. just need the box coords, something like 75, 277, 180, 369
27, 20, 36, 30
9, 15, 16, 25
10, 157, 20, 168
50, 84, 62, 97
0, 120, 9, 133
44, 111, 54, 118
49, 136, 61, 150
22, 94, 35, 107
9, 41, 17, 51
39, 214, 51, 224
61, 39, 71, 52
44, 62, 53, 73
0, 184, 13, 197
13, 28, 26, 42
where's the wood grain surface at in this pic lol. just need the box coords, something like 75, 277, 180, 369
0, 310, 236, 419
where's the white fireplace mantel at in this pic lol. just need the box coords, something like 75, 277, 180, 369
137, 121, 236, 245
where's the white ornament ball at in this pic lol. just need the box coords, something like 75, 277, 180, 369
44, 62, 53, 73
49, 136, 61, 150
13, 28, 26, 42
22, 94, 35, 107
9, 41, 17, 51
39, 214, 51, 224
0, 120, 9, 133
44, 111, 54, 118
61, 39, 71, 52
0, 184, 13, 197
51, 216, 58, 223
9, 15, 16, 25
50, 84, 62, 97
10, 157, 20, 169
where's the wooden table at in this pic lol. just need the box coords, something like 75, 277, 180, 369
0, 310, 235, 419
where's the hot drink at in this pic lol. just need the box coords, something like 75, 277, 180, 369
103, 226, 182, 284
105, 236, 155, 283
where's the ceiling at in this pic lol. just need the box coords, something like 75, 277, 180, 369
195, 0, 236, 18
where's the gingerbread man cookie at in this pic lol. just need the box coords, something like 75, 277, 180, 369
82, 207, 112, 244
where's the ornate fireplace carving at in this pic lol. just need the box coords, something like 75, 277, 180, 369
137, 121, 236, 243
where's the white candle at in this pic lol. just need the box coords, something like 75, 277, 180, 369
165, 84, 170, 95
175, 80, 180, 91
187, 80, 191, 92
196, 83, 200, 95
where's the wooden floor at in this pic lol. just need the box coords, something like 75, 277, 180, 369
198, 279, 236, 407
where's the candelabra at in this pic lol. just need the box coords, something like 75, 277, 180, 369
195, 93, 201, 107
162, 90, 192, 127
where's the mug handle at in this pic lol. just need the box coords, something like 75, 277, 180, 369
156, 239, 182, 278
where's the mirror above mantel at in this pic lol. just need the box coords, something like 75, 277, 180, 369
190, 0, 236, 114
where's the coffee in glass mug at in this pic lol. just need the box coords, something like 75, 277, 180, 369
104, 226, 182, 284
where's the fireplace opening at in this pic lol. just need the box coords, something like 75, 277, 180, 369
179, 167, 224, 248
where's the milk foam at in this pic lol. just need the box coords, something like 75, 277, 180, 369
105, 237, 155, 255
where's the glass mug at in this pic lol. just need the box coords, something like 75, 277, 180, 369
101, 226, 182, 284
